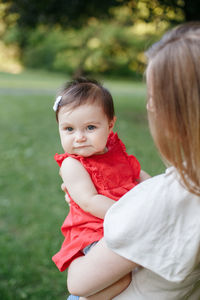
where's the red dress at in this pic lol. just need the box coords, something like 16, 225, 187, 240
52, 132, 140, 271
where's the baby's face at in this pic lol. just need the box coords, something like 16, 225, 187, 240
58, 103, 115, 157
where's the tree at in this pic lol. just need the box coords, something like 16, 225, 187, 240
1, 0, 199, 77
1, 0, 200, 30
157, 0, 200, 22
1, 0, 131, 28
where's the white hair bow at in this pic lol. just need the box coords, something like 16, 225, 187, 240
53, 96, 62, 111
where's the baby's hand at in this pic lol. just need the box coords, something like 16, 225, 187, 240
61, 182, 67, 193
61, 182, 71, 205
65, 193, 71, 205
138, 170, 151, 183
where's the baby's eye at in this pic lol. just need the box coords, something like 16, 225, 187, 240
65, 127, 73, 132
87, 125, 96, 130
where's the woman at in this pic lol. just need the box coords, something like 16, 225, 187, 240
65, 22, 200, 299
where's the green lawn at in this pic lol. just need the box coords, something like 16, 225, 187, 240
0, 70, 164, 300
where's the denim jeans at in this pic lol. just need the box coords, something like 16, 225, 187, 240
67, 295, 79, 300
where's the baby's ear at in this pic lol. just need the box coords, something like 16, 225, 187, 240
109, 116, 117, 131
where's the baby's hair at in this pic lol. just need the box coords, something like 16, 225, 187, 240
55, 77, 115, 122
145, 22, 200, 196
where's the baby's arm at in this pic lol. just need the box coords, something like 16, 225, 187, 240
138, 170, 151, 182
60, 157, 115, 219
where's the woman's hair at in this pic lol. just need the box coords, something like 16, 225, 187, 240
146, 22, 200, 196
55, 77, 115, 122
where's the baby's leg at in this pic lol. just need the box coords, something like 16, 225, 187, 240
68, 240, 132, 299
67, 242, 98, 300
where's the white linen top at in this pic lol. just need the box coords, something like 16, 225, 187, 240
104, 167, 200, 299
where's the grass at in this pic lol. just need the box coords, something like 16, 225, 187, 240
0, 70, 164, 300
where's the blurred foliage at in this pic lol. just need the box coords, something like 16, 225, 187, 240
1, 0, 199, 77
1, 0, 199, 29
1, 0, 131, 28
0, 2, 172, 77
156, 0, 200, 22
14, 22, 160, 78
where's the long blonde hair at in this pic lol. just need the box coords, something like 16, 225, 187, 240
146, 23, 200, 196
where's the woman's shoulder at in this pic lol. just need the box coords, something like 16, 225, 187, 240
105, 167, 199, 231
104, 167, 200, 282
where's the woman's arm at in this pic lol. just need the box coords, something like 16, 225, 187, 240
79, 273, 131, 300
67, 238, 138, 297
60, 157, 115, 219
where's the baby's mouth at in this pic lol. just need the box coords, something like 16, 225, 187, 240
74, 145, 88, 149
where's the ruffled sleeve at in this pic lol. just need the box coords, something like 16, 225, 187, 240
126, 155, 140, 180
54, 152, 83, 167
104, 168, 200, 282
54, 153, 69, 167
106, 131, 126, 151
107, 132, 140, 180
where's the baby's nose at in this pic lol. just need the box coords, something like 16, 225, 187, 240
75, 131, 86, 142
